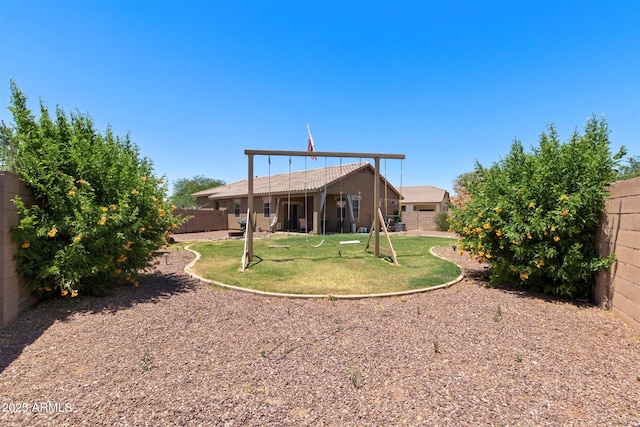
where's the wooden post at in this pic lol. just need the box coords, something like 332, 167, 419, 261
374, 157, 380, 258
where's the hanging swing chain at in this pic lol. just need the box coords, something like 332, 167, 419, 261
322, 157, 327, 236
384, 158, 388, 217
268, 155, 272, 241
287, 156, 291, 241
399, 158, 403, 219
304, 156, 308, 235
268, 155, 271, 206
339, 158, 343, 231
357, 158, 362, 224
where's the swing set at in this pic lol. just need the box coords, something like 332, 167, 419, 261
242, 149, 405, 271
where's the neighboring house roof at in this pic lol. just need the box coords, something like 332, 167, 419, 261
400, 185, 449, 204
194, 162, 400, 200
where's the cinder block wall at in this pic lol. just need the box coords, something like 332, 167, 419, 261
595, 177, 640, 334
402, 211, 438, 231
1, 172, 36, 324
173, 208, 228, 234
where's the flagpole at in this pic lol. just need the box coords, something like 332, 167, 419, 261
306, 124, 316, 160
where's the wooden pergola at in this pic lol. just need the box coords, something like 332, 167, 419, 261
242, 150, 405, 269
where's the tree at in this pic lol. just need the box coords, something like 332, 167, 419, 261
4, 81, 183, 297
617, 155, 640, 180
448, 116, 625, 298
449, 170, 482, 209
170, 175, 224, 208
0, 124, 13, 170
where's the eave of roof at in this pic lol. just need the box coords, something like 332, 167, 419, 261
400, 185, 449, 204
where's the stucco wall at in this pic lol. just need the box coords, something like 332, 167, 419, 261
595, 177, 640, 334
173, 208, 228, 234
0, 172, 36, 324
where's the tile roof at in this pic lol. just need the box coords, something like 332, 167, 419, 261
400, 185, 449, 204
195, 162, 372, 199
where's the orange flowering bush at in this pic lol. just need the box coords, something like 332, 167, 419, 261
449, 117, 623, 298
5, 82, 184, 297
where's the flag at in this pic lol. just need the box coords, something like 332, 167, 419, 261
307, 124, 317, 160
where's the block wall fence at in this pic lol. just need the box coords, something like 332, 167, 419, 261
2, 173, 639, 332
173, 208, 227, 234
401, 211, 438, 231
595, 177, 640, 334
1, 172, 36, 323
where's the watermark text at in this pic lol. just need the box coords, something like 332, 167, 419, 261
2, 402, 73, 413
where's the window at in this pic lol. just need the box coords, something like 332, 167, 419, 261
234, 199, 241, 217
401, 205, 406, 212
263, 201, 270, 218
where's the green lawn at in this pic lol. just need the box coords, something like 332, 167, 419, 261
186, 233, 460, 296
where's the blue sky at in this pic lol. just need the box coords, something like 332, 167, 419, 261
1, 0, 638, 194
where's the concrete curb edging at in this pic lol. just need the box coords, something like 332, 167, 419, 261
183, 244, 465, 300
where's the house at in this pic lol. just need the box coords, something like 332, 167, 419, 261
400, 185, 450, 213
192, 162, 402, 233
399, 185, 450, 231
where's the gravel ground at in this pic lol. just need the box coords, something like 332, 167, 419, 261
1, 231, 639, 426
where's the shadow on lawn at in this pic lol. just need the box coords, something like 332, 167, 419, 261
0, 255, 199, 374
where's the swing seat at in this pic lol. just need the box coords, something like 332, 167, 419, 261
268, 245, 290, 249
309, 239, 325, 248
339, 240, 361, 245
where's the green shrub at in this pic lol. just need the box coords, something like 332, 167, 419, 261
435, 211, 449, 231
3, 82, 183, 297
449, 117, 623, 298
